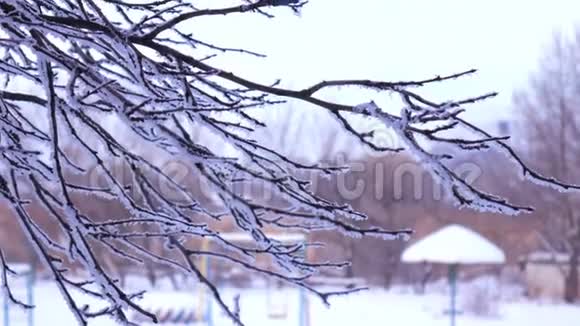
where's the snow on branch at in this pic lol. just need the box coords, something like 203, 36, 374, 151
0, 0, 577, 325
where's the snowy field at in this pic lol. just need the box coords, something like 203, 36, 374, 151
2, 276, 579, 326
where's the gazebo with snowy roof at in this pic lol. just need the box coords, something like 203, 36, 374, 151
401, 224, 506, 326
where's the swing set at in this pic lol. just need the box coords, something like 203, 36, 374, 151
196, 232, 311, 326
131, 232, 311, 325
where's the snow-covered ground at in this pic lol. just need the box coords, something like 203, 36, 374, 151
2, 277, 579, 326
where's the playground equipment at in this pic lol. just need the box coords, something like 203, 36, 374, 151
2, 263, 35, 326
266, 279, 289, 319
199, 232, 311, 326
197, 237, 213, 326
402, 224, 505, 326
132, 306, 199, 325
133, 232, 311, 326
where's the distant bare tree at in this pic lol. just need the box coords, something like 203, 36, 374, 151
0, 1, 578, 324
513, 30, 580, 303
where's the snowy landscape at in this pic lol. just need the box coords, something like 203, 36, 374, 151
3, 276, 580, 326
2, 0, 580, 325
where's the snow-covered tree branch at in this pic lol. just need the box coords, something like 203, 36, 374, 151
0, 0, 578, 325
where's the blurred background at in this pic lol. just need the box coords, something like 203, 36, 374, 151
2, 0, 580, 325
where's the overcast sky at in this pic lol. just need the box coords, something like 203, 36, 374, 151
189, 0, 580, 126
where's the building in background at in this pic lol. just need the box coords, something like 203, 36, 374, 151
519, 252, 580, 300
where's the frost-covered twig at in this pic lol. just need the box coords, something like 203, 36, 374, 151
0, 250, 34, 310
0, 0, 578, 325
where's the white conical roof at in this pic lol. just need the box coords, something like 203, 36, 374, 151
401, 224, 506, 264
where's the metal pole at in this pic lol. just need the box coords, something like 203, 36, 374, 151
206, 261, 213, 326
3, 287, 8, 326
448, 264, 458, 326
298, 288, 303, 326
206, 246, 213, 326
300, 239, 310, 326
27, 262, 35, 326
299, 287, 309, 326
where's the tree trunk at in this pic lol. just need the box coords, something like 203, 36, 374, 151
145, 263, 157, 287
142, 225, 158, 287
345, 240, 355, 278
564, 248, 579, 303
383, 270, 392, 289
419, 263, 433, 295
345, 260, 354, 278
